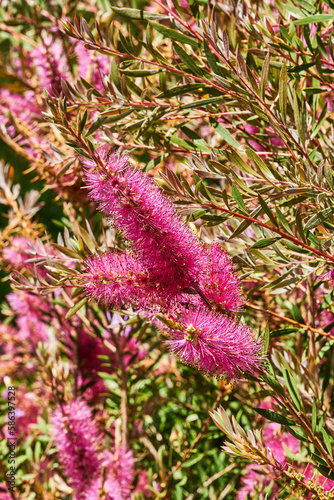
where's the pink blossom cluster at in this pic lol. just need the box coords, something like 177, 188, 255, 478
81, 147, 263, 378
52, 399, 148, 499
1, 236, 146, 403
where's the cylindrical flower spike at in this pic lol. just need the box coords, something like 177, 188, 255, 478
82, 147, 208, 295
157, 308, 263, 378
51, 400, 103, 499
82, 250, 181, 310
84, 447, 134, 500
194, 242, 244, 312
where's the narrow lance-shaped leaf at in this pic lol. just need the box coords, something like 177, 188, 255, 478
203, 40, 220, 74
258, 195, 277, 226
112, 6, 168, 20
263, 322, 270, 353
295, 209, 306, 243
293, 14, 334, 25
252, 237, 280, 249
292, 90, 305, 145
322, 428, 333, 457
276, 207, 293, 235
222, 30, 229, 59
260, 52, 270, 100
279, 62, 288, 124
230, 206, 262, 238
173, 42, 203, 77
149, 20, 199, 47
236, 45, 247, 76
65, 297, 88, 320
282, 368, 302, 411
255, 408, 295, 426
312, 398, 317, 434
210, 119, 241, 149
232, 185, 248, 214
305, 206, 334, 230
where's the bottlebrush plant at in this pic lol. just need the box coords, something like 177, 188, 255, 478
1, 0, 334, 498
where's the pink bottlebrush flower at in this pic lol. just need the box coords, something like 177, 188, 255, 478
0, 89, 41, 125
132, 470, 151, 497
82, 250, 172, 310
85, 447, 134, 500
7, 292, 49, 344
74, 43, 110, 93
30, 36, 70, 95
115, 329, 147, 369
2, 236, 31, 268
0, 89, 46, 158
52, 400, 103, 499
82, 147, 208, 295
196, 243, 244, 311
85, 476, 123, 500
158, 307, 263, 378
0, 484, 12, 500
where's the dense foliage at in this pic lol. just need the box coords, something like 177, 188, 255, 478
1, 0, 334, 498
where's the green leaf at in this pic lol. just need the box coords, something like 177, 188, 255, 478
210, 119, 241, 149
260, 52, 270, 100
56, 158, 76, 180
183, 453, 205, 468
232, 185, 248, 214
255, 408, 295, 426
224, 150, 261, 177
157, 83, 206, 98
312, 398, 317, 434
295, 209, 306, 243
292, 91, 304, 144
288, 428, 308, 443
282, 368, 302, 411
324, 163, 334, 190
78, 109, 88, 135
65, 297, 88, 320
203, 40, 220, 74
246, 148, 274, 179
270, 328, 299, 338
279, 62, 288, 124
144, 153, 169, 172
173, 42, 203, 76
189, 210, 208, 221
263, 322, 270, 353
311, 104, 327, 140
149, 21, 199, 47
291, 303, 304, 324
252, 237, 280, 249
293, 14, 334, 25
230, 206, 262, 238
120, 69, 163, 77
180, 96, 224, 110
180, 126, 211, 152
322, 428, 333, 457
305, 206, 334, 230
262, 375, 285, 396
52, 243, 80, 259
276, 207, 293, 235
112, 7, 167, 20
236, 45, 247, 76
282, 239, 311, 254
288, 62, 315, 73
258, 195, 277, 226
